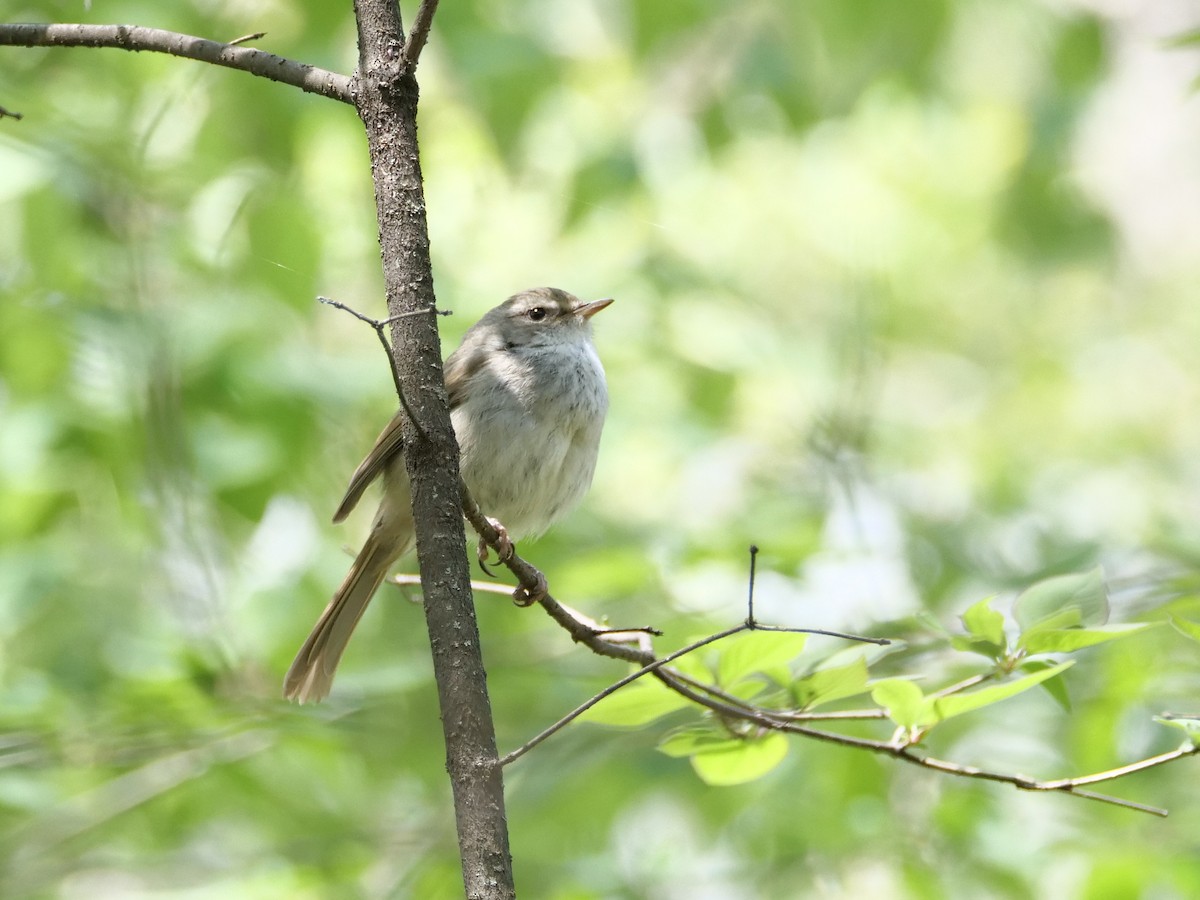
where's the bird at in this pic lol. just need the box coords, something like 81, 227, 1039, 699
284, 287, 612, 702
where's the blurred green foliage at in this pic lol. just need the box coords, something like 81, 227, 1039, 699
2, 0, 1200, 897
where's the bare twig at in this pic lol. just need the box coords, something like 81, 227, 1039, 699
743, 544, 888, 643
0, 24, 353, 103
387, 573, 513, 596
747, 544, 759, 623
318, 296, 430, 441
226, 31, 266, 46
0, 102, 23, 120
402, 0, 441, 73
926, 672, 993, 700
501, 625, 747, 766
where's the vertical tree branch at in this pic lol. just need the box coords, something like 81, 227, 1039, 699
351, 2, 515, 897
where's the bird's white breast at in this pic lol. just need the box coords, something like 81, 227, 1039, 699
453, 340, 607, 539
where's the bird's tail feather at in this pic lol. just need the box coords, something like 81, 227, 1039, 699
283, 531, 400, 703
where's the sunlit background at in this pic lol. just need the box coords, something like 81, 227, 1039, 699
2, 0, 1199, 896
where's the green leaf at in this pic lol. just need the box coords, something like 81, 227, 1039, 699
1170, 615, 1200, 644
1155, 715, 1200, 747
928, 661, 1074, 723
660, 727, 791, 785
688, 733, 790, 786
961, 596, 1006, 645
1020, 659, 1071, 711
1021, 606, 1084, 635
1013, 567, 1108, 631
666, 645, 717, 683
716, 631, 808, 688
1019, 623, 1155, 655
871, 678, 925, 729
579, 677, 691, 727
792, 657, 871, 709
813, 639, 906, 673
658, 726, 722, 758
955, 596, 1007, 659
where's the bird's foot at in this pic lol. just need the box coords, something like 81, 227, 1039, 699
512, 571, 549, 608
477, 517, 514, 576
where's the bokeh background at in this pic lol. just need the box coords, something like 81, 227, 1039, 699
2, 0, 1200, 897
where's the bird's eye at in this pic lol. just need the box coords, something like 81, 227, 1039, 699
527, 306, 548, 322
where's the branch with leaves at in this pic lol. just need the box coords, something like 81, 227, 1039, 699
477, 534, 1198, 815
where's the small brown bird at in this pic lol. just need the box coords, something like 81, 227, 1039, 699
284, 287, 612, 702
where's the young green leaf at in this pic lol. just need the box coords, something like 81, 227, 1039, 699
1170, 615, 1200, 644
955, 596, 1008, 659
658, 726, 724, 758
1020, 659, 1071, 711
688, 732, 790, 786
962, 596, 1006, 646
1154, 715, 1200, 747
1019, 623, 1155, 655
871, 678, 925, 730
578, 678, 691, 727
716, 631, 808, 689
792, 657, 871, 709
928, 660, 1074, 723
668, 644, 718, 683
1013, 567, 1108, 630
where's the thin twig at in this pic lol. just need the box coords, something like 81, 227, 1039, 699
226, 31, 266, 46
402, 0, 441, 73
0, 103, 23, 120
656, 666, 1184, 815
501, 625, 747, 766
387, 573, 514, 596
318, 295, 430, 441
742, 545, 888, 644
0, 24, 353, 103
927, 672, 993, 700
747, 544, 758, 623
750, 622, 891, 643
1040, 745, 1198, 789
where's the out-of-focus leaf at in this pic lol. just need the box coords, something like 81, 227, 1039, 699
687, 733, 790, 786
1170, 616, 1200, 644
1013, 568, 1108, 631
928, 661, 1074, 723
658, 726, 720, 758
1163, 28, 1200, 48
793, 657, 870, 709
1154, 715, 1200, 747
716, 631, 808, 688
578, 678, 691, 727
1020, 659, 1072, 711
961, 596, 1005, 645
955, 596, 1007, 659
1019, 623, 1155, 655
871, 678, 925, 730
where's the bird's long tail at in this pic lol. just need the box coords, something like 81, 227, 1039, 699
283, 529, 402, 703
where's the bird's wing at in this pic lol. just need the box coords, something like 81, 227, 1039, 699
332, 410, 406, 523
443, 341, 489, 411
333, 340, 490, 523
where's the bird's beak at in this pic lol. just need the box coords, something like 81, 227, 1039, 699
576, 298, 614, 320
